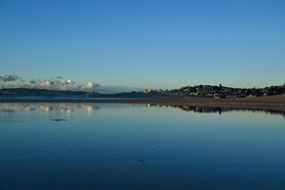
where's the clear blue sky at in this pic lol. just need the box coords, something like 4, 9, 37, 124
0, 0, 284, 89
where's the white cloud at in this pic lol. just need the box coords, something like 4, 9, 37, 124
0, 74, 100, 91
0, 74, 20, 82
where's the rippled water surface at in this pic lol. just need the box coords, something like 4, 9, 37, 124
0, 103, 285, 190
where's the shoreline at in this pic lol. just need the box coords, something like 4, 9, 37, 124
0, 95, 285, 112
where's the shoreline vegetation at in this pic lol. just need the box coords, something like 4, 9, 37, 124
1, 95, 285, 113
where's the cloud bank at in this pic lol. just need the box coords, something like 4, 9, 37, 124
0, 74, 100, 91
0, 74, 20, 82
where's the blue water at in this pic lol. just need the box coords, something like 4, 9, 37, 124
0, 103, 284, 190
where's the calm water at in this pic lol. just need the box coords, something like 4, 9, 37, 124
0, 103, 285, 190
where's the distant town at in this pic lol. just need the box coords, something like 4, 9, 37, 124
0, 84, 285, 98
143, 84, 285, 98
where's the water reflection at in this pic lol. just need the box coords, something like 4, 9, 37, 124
146, 104, 285, 117
0, 103, 284, 117
0, 103, 285, 190
0, 103, 99, 113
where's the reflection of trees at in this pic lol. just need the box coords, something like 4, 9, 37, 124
0, 103, 99, 113
146, 104, 285, 117
176, 105, 222, 114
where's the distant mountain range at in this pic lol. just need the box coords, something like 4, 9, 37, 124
0, 84, 285, 98
0, 88, 91, 98
0, 88, 146, 98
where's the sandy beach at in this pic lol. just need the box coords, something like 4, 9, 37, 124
1, 95, 285, 112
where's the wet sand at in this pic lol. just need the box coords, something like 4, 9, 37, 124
1, 95, 285, 112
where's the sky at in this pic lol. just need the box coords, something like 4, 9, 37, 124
0, 0, 284, 89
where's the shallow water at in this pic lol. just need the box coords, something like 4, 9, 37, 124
0, 103, 284, 190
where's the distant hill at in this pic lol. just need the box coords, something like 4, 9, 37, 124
169, 84, 285, 97
0, 88, 91, 98
143, 84, 285, 98
0, 88, 148, 98
1, 84, 285, 99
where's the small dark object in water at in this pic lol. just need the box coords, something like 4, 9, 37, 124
138, 159, 144, 163
51, 119, 67, 122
